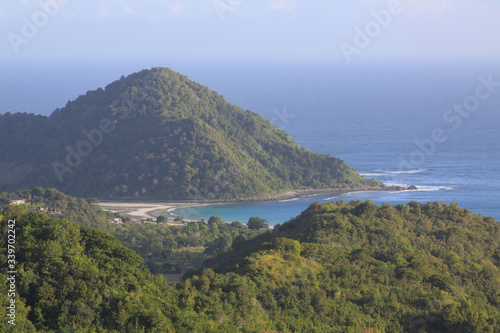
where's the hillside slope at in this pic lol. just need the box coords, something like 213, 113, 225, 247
0, 205, 177, 332
198, 200, 500, 332
0, 67, 380, 199
1, 200, 498, 332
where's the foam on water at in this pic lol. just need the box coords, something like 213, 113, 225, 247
361, 168, 427, 176
278, 198, 300, 203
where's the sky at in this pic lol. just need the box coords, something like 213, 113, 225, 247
1, 0, 500, 64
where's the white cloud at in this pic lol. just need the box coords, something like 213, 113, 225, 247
99, 5, 111, 19
270, 0, 296, 11
124, 6, 134, 15
169, 3, 183, 16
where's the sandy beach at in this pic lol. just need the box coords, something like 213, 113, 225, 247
98, 201, 205, 219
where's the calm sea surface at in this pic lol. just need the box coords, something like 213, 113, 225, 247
2, 60, 499, 223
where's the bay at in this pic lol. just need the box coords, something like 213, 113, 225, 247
2, 60, 499, 223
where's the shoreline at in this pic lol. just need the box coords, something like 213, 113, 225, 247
98, 185, 405, 219
97, 202, 211, 220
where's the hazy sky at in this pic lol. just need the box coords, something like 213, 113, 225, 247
1, 0, 500, 64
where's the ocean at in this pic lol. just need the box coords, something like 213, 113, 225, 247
2, 60, 499, 223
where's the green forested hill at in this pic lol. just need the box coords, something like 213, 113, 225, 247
0, 67, 380, 199
1, 200, 498, 332
0, 205, 177, 332
197, 200, 500, 332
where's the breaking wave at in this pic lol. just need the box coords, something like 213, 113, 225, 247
360, 168, 427, 177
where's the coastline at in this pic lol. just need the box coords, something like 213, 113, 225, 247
97, 202, 210, 219
98, 185, 405, 219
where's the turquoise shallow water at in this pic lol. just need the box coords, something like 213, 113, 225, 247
169, 180, 495, 225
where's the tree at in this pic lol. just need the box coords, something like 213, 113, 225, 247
247, 217, 269, 230
204, 234, 232, 255
230, 221, 245, 229
208, 216, 224, 226
208, 215, 229, 233
232, 235, 247, 251
156, 215, 168, 224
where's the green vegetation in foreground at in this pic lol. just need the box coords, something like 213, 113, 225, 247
112, 215, 268, 276
0, 205, 174, 332
1, 197, 499, 332
0, 67, 380, 199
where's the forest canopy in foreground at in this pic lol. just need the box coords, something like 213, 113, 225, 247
1, 199, 499, 332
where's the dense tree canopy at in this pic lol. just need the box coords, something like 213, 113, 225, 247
0, 205, 175, 332
1, 197, 498, 332
200, 200, 500, 332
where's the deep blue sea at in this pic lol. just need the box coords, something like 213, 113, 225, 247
2, 60, 499, 223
